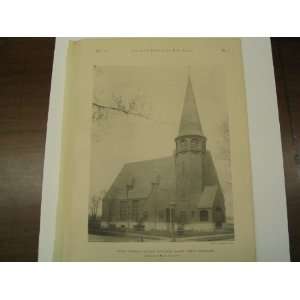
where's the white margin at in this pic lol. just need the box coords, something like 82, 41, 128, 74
241, 38, 290, 261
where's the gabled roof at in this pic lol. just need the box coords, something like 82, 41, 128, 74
104, 156, 176, 200
177, 75, 204, 137
197, 185, 218, 209
146, 186, 174, 210
104, 150, 224, 206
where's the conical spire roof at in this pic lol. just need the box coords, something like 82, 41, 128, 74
177, 75, 203, 137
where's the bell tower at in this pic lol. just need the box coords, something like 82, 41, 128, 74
175, 75, 206, 213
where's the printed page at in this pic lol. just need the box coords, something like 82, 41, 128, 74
55, 38, 256, 261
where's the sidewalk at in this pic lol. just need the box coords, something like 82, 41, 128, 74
89, 231, 234, 242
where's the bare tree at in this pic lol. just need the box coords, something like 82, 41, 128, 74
91, 68, 177, 142
92, 91, 151, 122
89, 190, 106, 219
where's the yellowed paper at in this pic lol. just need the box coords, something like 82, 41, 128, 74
55, 38, 256, 261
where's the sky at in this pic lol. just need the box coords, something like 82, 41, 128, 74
90, 65, 233, 219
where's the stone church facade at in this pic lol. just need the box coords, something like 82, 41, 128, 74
102, 76, 226, 232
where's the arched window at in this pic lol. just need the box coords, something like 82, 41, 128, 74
191, 138, 199, 150
180, 138, 188, 151
200, 210, 209, 222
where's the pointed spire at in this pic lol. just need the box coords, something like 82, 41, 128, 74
177, 75, 204, 137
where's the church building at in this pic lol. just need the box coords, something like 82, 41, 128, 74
102, 75, 226, 232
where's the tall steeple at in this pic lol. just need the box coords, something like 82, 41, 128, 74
175, 73, 207, 207
177, 75, 203, 137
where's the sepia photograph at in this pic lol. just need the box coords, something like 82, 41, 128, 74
88, 65, 234, 242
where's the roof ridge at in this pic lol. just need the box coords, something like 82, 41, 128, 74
124, 155, 173, 166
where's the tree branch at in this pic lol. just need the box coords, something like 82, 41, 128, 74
92, 102, 149, 120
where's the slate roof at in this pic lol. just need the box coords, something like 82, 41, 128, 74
197, 185, 218, 209
105, 156, 176, 200
104, 150, 223, 206
177, 75, 204, 137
